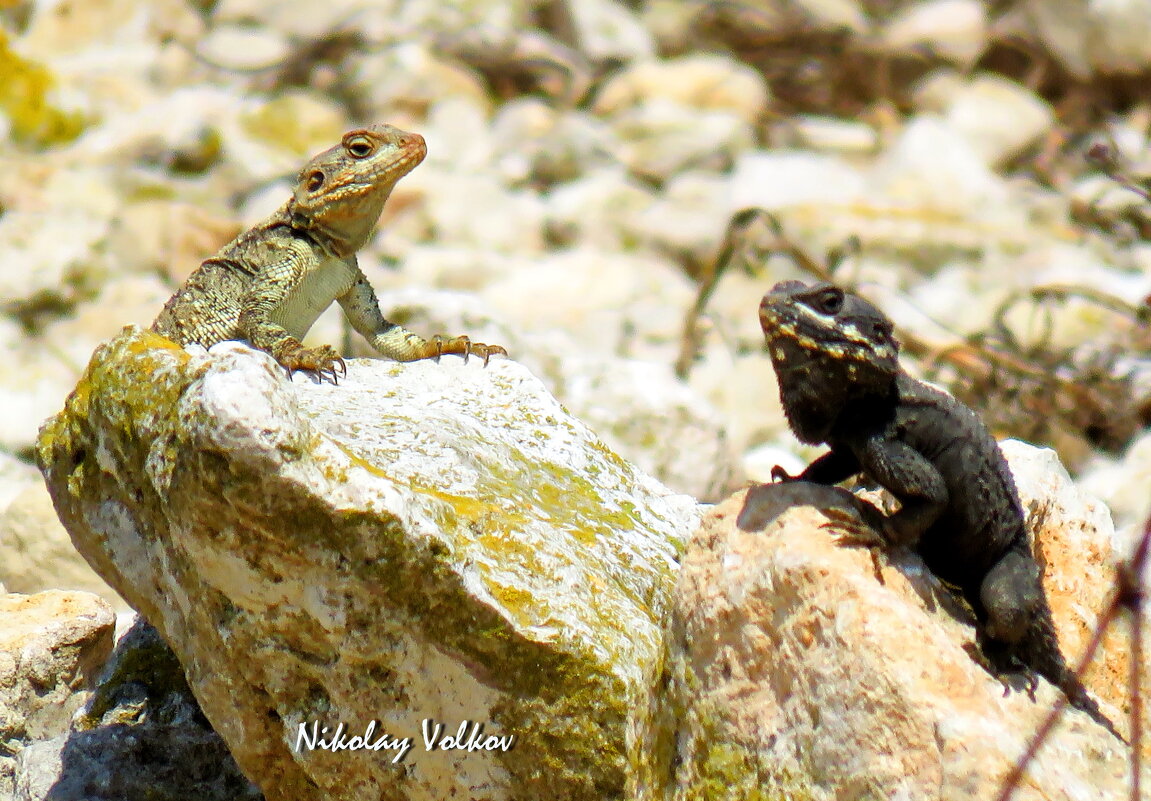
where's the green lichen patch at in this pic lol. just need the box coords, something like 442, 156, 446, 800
0, 30, 87, 146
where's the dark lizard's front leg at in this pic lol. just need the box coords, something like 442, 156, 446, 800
771, 447, 860, 484
857, 435, 948, 548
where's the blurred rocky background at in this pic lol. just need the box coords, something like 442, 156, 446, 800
1, 0, 1150, 798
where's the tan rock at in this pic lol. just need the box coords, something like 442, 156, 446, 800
0, 591, 116, 798
1000, 440, 1134, 720
0, 481, 126, 610
667, 463, 1134, 799
13, 616, 261, 801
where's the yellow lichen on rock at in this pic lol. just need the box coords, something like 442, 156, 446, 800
0, 30, 86, 146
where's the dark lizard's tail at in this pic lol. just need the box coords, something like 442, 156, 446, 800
1028, 607, 1126, 744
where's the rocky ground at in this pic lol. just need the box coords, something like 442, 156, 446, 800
1, 0, 1150, 799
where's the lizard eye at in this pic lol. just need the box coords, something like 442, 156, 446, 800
346, 137, 375, 158
306, 170, 325, 192
813, 287, 844, 315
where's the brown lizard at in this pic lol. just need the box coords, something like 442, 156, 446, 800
152, 123, 506, 382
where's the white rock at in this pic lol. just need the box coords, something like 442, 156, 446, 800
194, 24, 291, 71
1018, 0, 1151, 77
868, 114, 1018, 220
568, 0, 655, 62
940, 74, 1055, 168
609, 99, 754, 183
731, 150, 867, 211
881, 0, 988, 67
480, 248, 694, 359
543, 167, 656, 251
594, 55, 770, 125
780, 115, 879, 155
1079, 430, 1151, 543
537, 354, 739, 500
628, 171, 735, 266
415, 169, 547, 254
347, 44, 492, 123
490, 101, 618, 187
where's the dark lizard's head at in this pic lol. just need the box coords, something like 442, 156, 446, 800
759, 280, 901, 442
289, 124, 428, 256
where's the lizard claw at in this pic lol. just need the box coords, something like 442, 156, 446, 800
429, 335, 507, 366
275, 341, 347, 385
819, 508, 887, 548
771, 465, 796, 483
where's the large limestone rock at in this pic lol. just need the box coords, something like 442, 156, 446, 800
37, 327, 699, 801
666, 449, 1138, 800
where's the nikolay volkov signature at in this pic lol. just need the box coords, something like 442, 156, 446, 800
295, 718, 516, 764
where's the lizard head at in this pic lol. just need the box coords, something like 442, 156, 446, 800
759, 279, 902, 432
759, 280, 900, 385
759, 281, 901, 442
290, 124, 428, 256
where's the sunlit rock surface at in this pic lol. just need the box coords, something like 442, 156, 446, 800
37, 328, 700, 801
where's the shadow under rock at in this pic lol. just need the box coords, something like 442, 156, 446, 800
25, 618, 263, 801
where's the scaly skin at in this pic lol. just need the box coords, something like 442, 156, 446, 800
152, 124, 506, 381
759, 280, 1123, 741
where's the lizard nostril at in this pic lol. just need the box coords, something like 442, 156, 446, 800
306, 171, 324, 192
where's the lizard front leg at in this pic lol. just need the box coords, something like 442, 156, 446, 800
338, 271, 507, 365
238, 247, 346, 383
772, 447, 861, 484
858, 436, 948, 548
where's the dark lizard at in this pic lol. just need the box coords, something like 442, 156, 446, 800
758, 279, 1123, 741
152, 123, 506, 382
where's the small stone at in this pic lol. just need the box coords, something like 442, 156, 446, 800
0, 482, 126, 609
779, 115, 879, 155
567, 0, 654, 62
608, 99, 754, 183
543, 167, 655, 251
480, 248, 694, 359
731, 150, 867, 211
881, 0, 988, 67
939, 74, 1055, 168
1016, 0, 1151, 77
594, 54, 770, 125
194, 24, 291, 71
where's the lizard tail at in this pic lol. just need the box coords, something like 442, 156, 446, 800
1028, 611, 1126, 743
1057, 670, 1126, 743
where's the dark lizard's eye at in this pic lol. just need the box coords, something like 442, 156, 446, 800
346, 137, 374, 158
813, 287, 844, 315
306, 170, 325, 192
